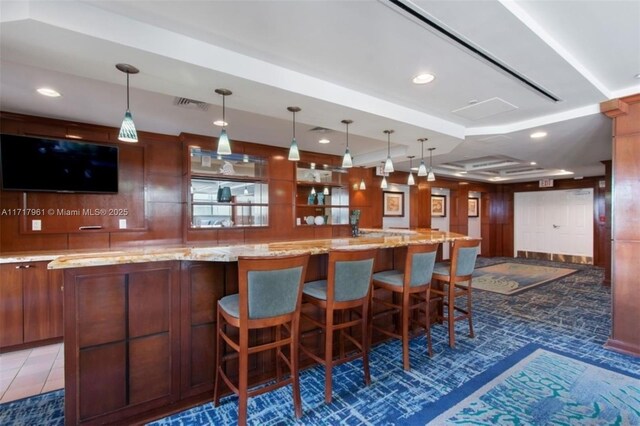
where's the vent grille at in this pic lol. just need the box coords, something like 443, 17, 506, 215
173, 97, 210, 111
308, 126, 333, 133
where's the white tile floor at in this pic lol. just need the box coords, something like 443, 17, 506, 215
0, 343, 64, 403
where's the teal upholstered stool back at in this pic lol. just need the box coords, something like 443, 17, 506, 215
454, 246, 478, 277
409, 251, 437, 287
247, 266, 304, 319
334, 258, 375, 301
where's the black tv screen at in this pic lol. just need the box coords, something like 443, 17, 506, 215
0, 134, 119, 193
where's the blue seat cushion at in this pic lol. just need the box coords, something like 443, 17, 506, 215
303, 279, 328, 300
433, 262, 451, 276
372, 270, 404, 287
219, 293, 240, 318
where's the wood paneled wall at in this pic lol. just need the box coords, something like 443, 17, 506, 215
601, 93, 640, 357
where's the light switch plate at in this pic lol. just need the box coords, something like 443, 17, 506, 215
32, 219, 42, 231
119, 219, 127, 229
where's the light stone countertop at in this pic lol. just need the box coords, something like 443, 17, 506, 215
0, 229, 468, 269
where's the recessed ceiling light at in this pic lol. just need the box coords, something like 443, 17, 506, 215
459, 171, 467, 174
635, 73, 640, 79
318, 138, 330, 144
410, 167, 419, 171
213, 120, 228, 127
530, 161, 537, 165
412, 73, 435, 85
530, 131, 547, 139
37, 87, 61, 97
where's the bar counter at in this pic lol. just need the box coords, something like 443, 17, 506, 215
50, 229, 467, 425
40, 228, 466, 269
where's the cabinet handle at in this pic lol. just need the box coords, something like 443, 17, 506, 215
79, 225, 103, 230
23, 264, 33, 269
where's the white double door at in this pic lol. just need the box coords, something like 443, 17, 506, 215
514, 189, 593, 258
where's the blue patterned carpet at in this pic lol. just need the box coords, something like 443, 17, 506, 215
2, 258, 639, 425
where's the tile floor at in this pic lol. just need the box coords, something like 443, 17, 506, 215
0, 343, 64, 403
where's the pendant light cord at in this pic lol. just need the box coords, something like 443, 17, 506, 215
293, 111, 296, 139
346, 121, 349, 148
126, 72, 130, 110
222, 95, 226, 129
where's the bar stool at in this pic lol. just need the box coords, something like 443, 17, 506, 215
430, 239, 481, 348
213, 253, 310, 426
371, 242, 438, 370
299, 248, 377, 404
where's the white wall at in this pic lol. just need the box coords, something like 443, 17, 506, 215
382, 183, 410, 229
431, 188, 450, 259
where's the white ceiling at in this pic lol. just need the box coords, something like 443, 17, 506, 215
1, 0, 638, 182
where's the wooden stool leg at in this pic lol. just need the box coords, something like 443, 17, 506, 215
425, 288, 433, 358
362, 301, 371, 386
467, 285, 475, 338
448, 284, 456, 348
275, 324, 282, 381
214, 307, 223, 407
291, 318, 303, 418
401, 292, 410, 371
324, 311, 334, 404
339, 310, 345, 360
238, 332, 249, 426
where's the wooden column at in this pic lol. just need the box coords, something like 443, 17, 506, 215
600, 93, 640, 357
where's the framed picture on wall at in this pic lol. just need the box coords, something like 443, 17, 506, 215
431, 195, 446, 217
468, 197, 479, 217
383, 191, 404, 217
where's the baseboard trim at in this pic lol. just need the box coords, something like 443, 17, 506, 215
604, 338, 640, 358
516, 251, 592, 265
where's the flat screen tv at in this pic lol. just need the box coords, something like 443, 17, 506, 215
0, 134, 119, 193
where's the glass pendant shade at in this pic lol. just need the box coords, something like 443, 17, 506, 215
384, 156, 394, 173
311, 187, 316, 195
427, 147, 436, 182
407, 172, 415, 186
427, 170, 436, 182
215, 89, 233, 155
118, 110, 138, 143
287, 107, 301, 161
418, 160, 428, 177
323, 187, 329, 195
288, 138, 300, 161
116, 63, 139, 143
359, 178, 366, 190
342, 148, 353, 168
341, 119, 354, 168
217, 129, 231, 155
380, 175, 388, 189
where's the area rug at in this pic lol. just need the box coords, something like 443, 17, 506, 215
464, 262, 577, 295
406, 343, 640, 425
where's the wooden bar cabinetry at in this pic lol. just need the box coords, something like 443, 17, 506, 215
0, 261, 63, 350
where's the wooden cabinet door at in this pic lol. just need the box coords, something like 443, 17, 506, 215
0, 264, 24, 347
23, 262, 56, 343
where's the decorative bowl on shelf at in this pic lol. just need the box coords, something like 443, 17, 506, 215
314, 215, 324, 225
305, 216, 315, 225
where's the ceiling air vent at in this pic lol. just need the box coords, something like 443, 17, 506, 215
173, 97, 210, 111
308, 126, 333, 133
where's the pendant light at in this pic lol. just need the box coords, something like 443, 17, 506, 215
380, 175, 388, 189
287, 106, 301, 161
407, 156, 415, 186
116, 63, 139, 143
417, 138, 428, 177
383, 130, 394, 173
215, 89, 232, 155
427, 147, 436, 182
341, 119, 353, 168
359, 178, 366, 190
